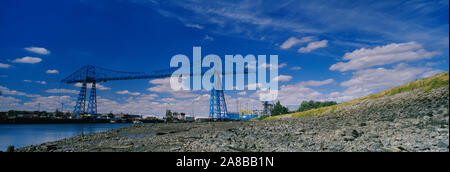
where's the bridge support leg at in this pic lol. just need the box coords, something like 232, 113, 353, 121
87, 81, 97, 117
73, 82, 87, 118
209, 89, 228, 120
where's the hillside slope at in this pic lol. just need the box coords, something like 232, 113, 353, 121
268, 72, 449, 120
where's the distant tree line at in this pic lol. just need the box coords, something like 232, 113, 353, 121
270, 101, 289, 116
5, 110, 71, 118
269, 100, 338, 117
297, 100, 337, 112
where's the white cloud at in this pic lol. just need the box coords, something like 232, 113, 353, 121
329, 64, 427, 102
160, 98, 176, 102
249, 78, 334, 106
148, 78, 198, 98
46, 69, 59, 74
280, 36, 314, 49
74, 83, 111, 90
24, 47, 50, 55
46, 89, 79, 94
252, 83, 322, 106
421, 69, 444, 78
290, 66, 301, 70
35, 81, 47, 85
246, 62, 286, 69
12, 56, 42, 64
0, 63, 12, 69
204, 35, 214, 41
23, 80, 47, 85
330, 42, 440, 72
23, 95, 73, 112
299, 78, 334, 86
0, 96, 22, 111
0, 85, 40, 97
298, 40, 328, 53
272, 75, 292, 82
143, 0, 448, 52
116, 90, 141, 96
237, 91, 247, 96
185, 23, 204, 29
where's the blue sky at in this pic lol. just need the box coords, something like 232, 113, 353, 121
0, 0, 449, 117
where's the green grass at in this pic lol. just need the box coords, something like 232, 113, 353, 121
265, 72, 449, 120
255, 115, 270, 120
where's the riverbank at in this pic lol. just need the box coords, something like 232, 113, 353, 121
0, 123, 133, 151
0, 118, 163, 124
15, 86, 449, 152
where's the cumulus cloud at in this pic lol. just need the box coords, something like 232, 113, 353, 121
290, 66, 301, 70
12, 56, 42, 64
0, 96, 22, 111
0, 63, 12, 69
24, 47, 50, 55
0, 85, 40, 97
330, 42, 440, 72
280, 36, 314, 49
23, 95, 73, 112
23, 80, 47, 85
299, 78, 334, 86
421, 69, 444, 78
298, 40, 328, 53
237, 91, 247, 96
246, 62, 286, 69
204, 35, 214, 41
116, 90, 141, 96
252, 83, 322, 106
148, 78, 198, 98
46, 69, 59, 74
329, 64, 427, 102
272, 75, 292, 82
74, 83, 111, 90
185, 23, 204, 29
46, 89, 78, 94
35, 81, 47, 85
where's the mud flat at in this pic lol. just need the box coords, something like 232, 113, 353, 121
16, 87, 449, 152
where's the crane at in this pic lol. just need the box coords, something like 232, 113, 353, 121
61, 65, 253, 120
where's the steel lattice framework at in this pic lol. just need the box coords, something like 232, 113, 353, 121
62, 65, 178, 118
62, 65, 255, 120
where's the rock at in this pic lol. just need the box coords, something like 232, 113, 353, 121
343, 136, 355, 141
437, 141, 449, 148
381, 147, 402, 152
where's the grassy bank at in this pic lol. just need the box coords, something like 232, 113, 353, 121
266, 72, 449, 120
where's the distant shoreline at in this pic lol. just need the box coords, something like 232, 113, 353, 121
0, 118, 163, 124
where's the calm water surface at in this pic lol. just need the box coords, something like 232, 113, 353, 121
0, 123, 132, 151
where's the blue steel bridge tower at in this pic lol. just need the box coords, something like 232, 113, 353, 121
62, 65, 253, 120
208, 72, 228, 120
62, 65, 177, 118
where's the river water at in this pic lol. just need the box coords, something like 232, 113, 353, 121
0, 123, 132, 151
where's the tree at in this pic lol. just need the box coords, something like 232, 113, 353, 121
270, 101, 289, 116
297, 100, 337, 112
7, 110, 17, 118
165, 109, 173, 122
55, 109, 64, 118
107, 111, 114, 118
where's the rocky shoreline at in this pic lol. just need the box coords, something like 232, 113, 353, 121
17, 86, 449, 152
